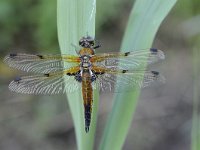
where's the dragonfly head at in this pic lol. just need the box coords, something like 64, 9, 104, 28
79, 36, 95, 48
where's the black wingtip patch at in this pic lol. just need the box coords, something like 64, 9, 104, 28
150, 48, 158, 53
124, 52, 131, 56
44, 73, 50, 77
122, 70, 128, 73
151, 71, 159, 76
9, 53, 17, 58
14, 76, 22, 82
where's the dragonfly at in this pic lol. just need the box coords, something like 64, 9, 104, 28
4, 36, 165, 133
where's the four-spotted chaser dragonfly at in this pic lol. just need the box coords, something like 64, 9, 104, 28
4, 36, 165, 133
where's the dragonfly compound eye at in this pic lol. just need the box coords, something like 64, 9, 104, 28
79, 36, 95, 48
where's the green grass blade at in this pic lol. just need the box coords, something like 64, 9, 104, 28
57, 0, 98, 150
192, 48, 200, 150
99, 0, 177, 150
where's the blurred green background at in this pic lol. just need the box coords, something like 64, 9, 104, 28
0, 0, 199, 150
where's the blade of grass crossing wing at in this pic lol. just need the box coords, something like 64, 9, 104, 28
99, 0, 177, 150
57, 0, 98, 150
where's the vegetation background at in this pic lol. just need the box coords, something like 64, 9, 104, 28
0, 0, 199, 149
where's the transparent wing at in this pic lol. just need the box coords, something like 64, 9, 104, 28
92, 48, 165, 70
9, 71, 81, 94
93, 70, 165, 92
4, 53, 80, 73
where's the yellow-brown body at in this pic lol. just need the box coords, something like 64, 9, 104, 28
79, 48, 95, 132
81, 70, 93, 132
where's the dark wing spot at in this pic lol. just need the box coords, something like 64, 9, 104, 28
124, 52, 131, 56
37, 55, 44, 59
150, 48, 158, 53
9, 53, 17, 58
67, 72, 76, 76
94, 71, 105, 75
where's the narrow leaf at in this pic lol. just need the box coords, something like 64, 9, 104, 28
100, 0, 177, 149
57, 0, 98, 150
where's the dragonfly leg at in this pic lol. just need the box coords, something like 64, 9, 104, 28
93, 40, 101, 49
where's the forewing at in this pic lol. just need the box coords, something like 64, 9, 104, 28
4, 53, 80, 73
93, 48, 165, 70
93, 70, 165, 92
9, 71, 81, 94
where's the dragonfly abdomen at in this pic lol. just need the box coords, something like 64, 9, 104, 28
82, 71, 93, 133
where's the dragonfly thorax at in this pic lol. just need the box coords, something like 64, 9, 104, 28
80, 55, 92, 68
76, 54, 97, 83
82, 55, 90, 62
